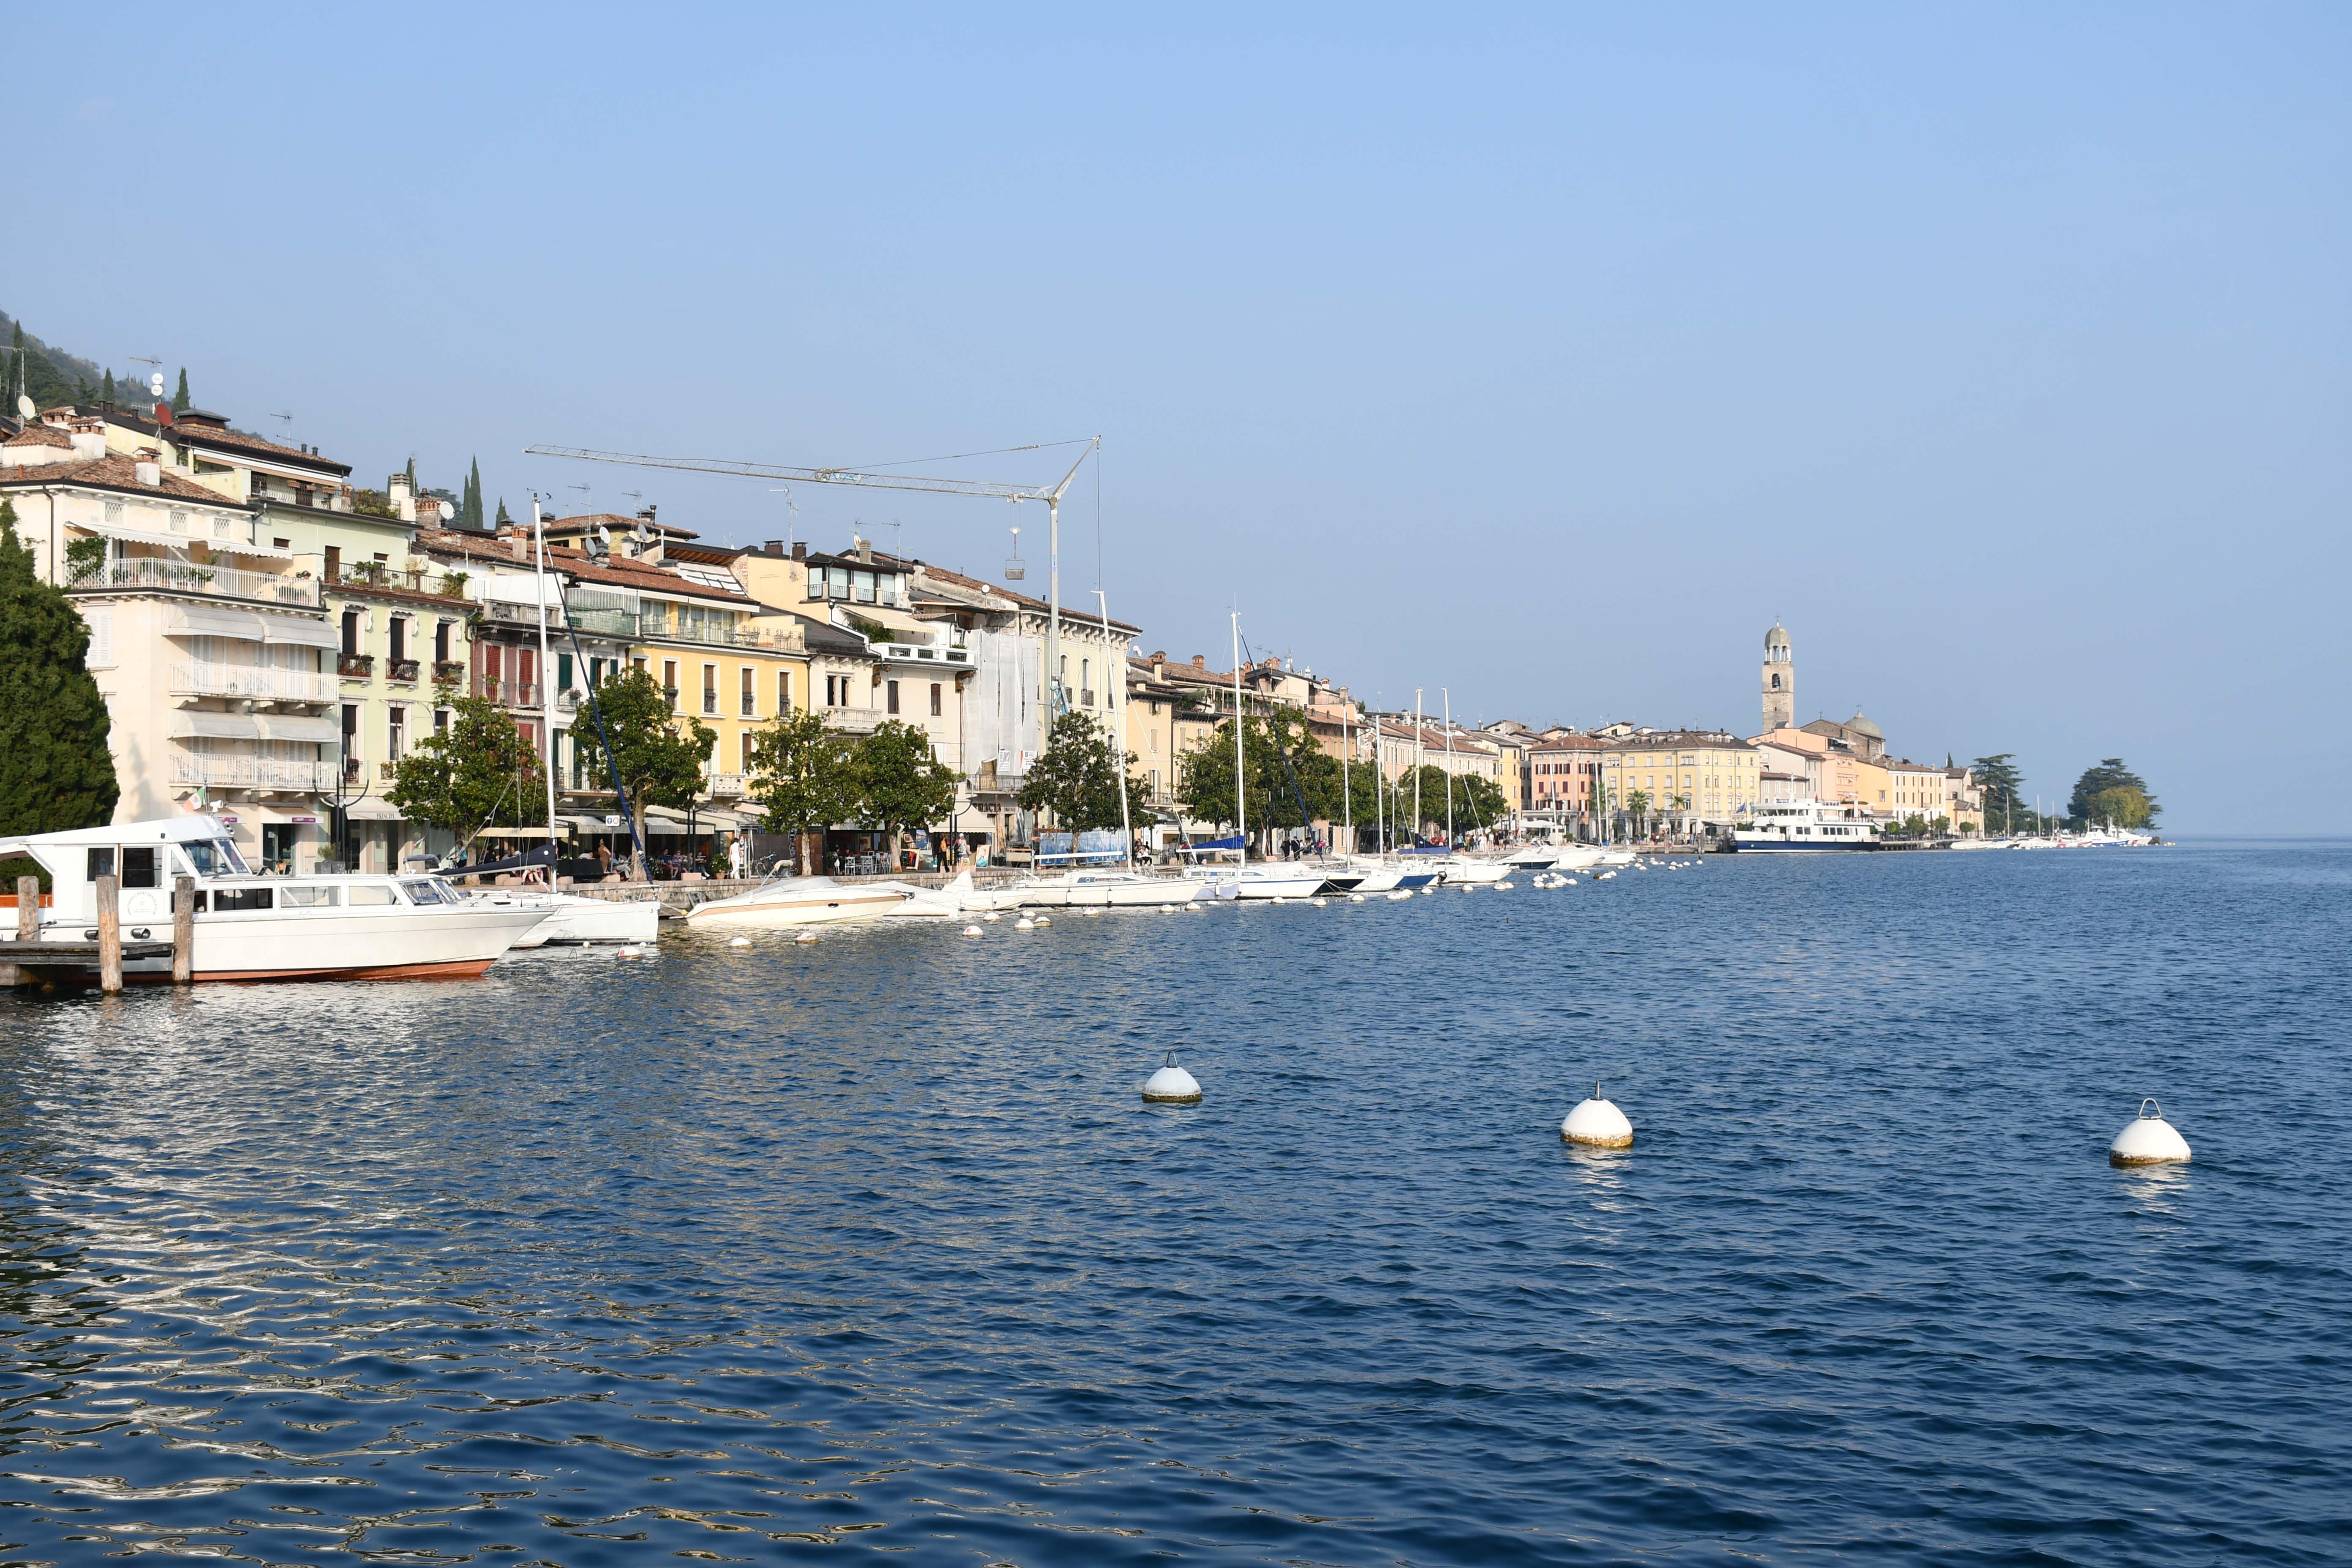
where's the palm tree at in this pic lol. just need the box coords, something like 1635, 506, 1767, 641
1626, 788, 1650, 843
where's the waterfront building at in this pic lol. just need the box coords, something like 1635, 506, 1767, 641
3, 411, 336, 870
1525, 733, 1605, 836
1598, 730, 1761, 836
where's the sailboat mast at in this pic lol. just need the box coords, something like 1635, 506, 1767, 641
1342, 702, 1352, 854
532, 498, 559, 874
1097, 590, 1133, 871
1443, 687, 1455, 849
1232, 610, 1246, 868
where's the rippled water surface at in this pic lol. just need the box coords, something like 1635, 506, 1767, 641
2, 843, 2347, 1565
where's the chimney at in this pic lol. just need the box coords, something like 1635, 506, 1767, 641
764, 539, 784, 556
854, 535, 872, 563
507, 528, 528, 562
1192, 654, 1206, 668
791, 542, 807, 561
134, 458, 161, 487
388, 472, 415, 523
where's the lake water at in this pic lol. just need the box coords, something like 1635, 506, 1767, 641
1, 843, 2346, 1565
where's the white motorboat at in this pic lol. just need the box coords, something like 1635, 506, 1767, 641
1206, 866, 1331, 899
1496, 845, 1560, 871
1427, 855, 1509, 885
683, 873, 910, 928
984, 868, 1218, 908
1731, 800, 1882, 851
872, 871, 985, 917
1, 816, 549, 982
465, 882, 663, 945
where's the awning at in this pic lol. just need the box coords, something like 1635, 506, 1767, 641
215, 540, 294, 560
948, 801, 995, 834
78, 520, 200, 551
259, 614, 340, 649
251, 713, 341, 743
341, 798, 403, 821
475, 825, 566, 838
169, 711, 262, 741
165, 604, 268, 640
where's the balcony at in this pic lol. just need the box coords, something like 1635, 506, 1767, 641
874, 640, 972, 669
333, 562, 469, 599
433, 660, 466, 683
482, 599, 555, 629
338, 653, 374, 678
169, 662, 338, 703
169, 754, 341, 792
566, 606, 640, 639
556, 689, 583, 713
344, 756, 363, 784
474, 676, 543, 708
71, 555, 322, 608
707, 773, 748, 798
641, 619, 769, 649
386, 658, 421, 683
1079, 689, 1096, 708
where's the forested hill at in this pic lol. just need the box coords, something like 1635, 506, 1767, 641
1, 310, 121, 410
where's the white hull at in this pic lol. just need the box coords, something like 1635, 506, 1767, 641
1432, 857, 1509, 884
985, 871, 1216, 908
469, 889, 662, 945
1213, 869, 1330, 899
1734, 798, 1881, 851
685, 876, 908, 928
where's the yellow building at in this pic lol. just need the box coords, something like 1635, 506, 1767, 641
1598, 730, 1762, 830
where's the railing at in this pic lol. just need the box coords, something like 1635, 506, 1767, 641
875, 641, 972, 667
1079, 689, 1096, 707
71, 555, 322, 608
334, 563, 469, 599
707, 773, 748, 798
556, 689, 582, 713
344, 756, 363, 784
566, 607, 640, 638
483, 600, 555, 627
640, 620, 770, 649
433, 660, 466, 683
169, 754, 342, 791
169, 662, 338, 702
474, 677, 543, 707
338, 653, 374, 678
386, 658, 421, 683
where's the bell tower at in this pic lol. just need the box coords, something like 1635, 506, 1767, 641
1761, 622, 1794, 732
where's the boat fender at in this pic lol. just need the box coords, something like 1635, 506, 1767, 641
1562, 1083, 1633, 1149
2110, 1098, 2191, 1166
1141, 1051, 1203, 1104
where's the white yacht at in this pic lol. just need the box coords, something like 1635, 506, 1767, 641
1731, 800, 1883, 851
1, 817, 550, 981
683, 873, 912, 928
464, 881, 663, 945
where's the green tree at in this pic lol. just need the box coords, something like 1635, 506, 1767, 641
99, 368, 115, 406
385, 691, 546, 850
170, 367, 190, 412
1177, 708, 1341, 847
747, 708, 860, 875
2086, 785, 2153, 830
0, 500, 120, 873
858, 720, 961, 862
495, 497, 512, 528
572, 666, 715, 871
1018, 710, 1139, 833
1625, 789, 1651, 838
457, 457, 485, 531
2069, 759, 2159, 828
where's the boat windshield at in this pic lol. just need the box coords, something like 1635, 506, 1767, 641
400, 879, 455, 905
183, 838, 251, 877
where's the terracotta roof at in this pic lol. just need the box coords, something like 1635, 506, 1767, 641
1602, 731, 1754, 754
0, 453, 246, 505
4, 424, 72, 449
1528, 735, 1608, 752
172, 422, 351, 476
547, 512, 701, 541
409, 528, 750, 606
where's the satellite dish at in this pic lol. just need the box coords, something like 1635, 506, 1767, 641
14, 394, 31, 421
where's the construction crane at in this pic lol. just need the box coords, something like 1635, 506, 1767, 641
524, 438, 1099, 766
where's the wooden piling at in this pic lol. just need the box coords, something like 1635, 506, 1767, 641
4, 875, 35, 988
172, 876, 194, 984
96, 874, 121, 994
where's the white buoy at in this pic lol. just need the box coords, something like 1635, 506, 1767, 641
1083, 908, 1102, 917
793, 931, 819, 945
1387, 890, 1413, 901
617, 946, 645, 958
2110, 1098, 2192, 1166
1185, 902, 1202, 911
1015, 917, 1036, 930
1348, 893, 1366, 903
1160, 903, 1177, 912
1272, 896, 1288, 904
1561, 1083, 1633, 1148
1312, 896, 1328, 907
1563, 877, 1578, 885
962, 923, 983, 936
983, 911, 1003, 922
1497, 880, 1514, 890
1141, 1050, 1202, 1104
728, 936, 752, 947
1034, 915, 1051, 926
1421, 886, 1436, 895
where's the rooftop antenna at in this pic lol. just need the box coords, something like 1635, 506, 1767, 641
566, 482, 592, 516
887, 518, 903, 561
769, 487, 799, 554
266, 411, 293, 427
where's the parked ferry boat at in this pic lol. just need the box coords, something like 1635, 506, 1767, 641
1, 817, 550, 981
1731, 800, 1884, 851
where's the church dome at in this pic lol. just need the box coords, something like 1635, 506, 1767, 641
1846, 708, 1883, 740
1765, 622, 1790, 651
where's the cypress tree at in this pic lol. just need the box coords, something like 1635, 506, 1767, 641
461, 457, 485, 530
171, 367, 191, 412
100, 368, 116, 406
495, 497, 512, 527
0, 499, 119, 835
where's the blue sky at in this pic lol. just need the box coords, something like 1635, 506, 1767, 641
9, 6, 2346, 829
